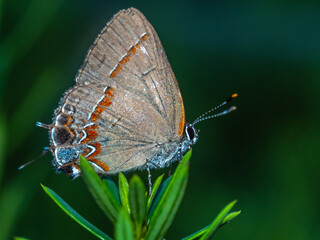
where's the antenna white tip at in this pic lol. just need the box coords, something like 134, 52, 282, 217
18, 147, 50, 170
36, 122, 51, 129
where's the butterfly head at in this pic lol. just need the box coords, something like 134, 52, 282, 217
185, 123, 199, 145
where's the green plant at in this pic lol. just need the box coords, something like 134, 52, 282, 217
40, 150, 240, 239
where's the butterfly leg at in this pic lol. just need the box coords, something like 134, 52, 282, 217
167, 143, 183, 176
168, 144, 182, 176
178, 143, 182, 163
168, 165, 173, 176
146, 160, 152, 197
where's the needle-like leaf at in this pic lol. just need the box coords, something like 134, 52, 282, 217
41, 184, 112, 240
182, 210, 241, 240
199, 200, 237, 240
129, 175, 147, 239
115, 208, 134, 240
118, 172, 130, 213
80, 156, 120, 223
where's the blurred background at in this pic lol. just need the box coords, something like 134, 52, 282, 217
1, 0, 320, 239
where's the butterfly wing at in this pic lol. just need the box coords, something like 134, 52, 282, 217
77, 8, 185, 138
53, 8, 185, 174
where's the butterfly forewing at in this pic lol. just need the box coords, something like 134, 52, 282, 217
78, 8, 185, 137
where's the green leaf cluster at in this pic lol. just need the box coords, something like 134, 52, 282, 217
40, 150, 240, 239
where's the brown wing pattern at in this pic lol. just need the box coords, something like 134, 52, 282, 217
55, 8, 185, 173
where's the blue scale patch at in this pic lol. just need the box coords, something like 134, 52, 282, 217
56, 147, 79, 163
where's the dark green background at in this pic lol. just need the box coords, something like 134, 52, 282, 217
1, 0, 320, 239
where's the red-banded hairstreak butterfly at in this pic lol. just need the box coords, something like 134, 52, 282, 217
33, 8, 237, 191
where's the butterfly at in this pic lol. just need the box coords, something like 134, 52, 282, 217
35, 8, 237, 193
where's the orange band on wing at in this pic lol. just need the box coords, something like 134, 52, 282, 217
90, 87, 115, 122
83, 143, 110, 172
178, 94, 185, 136
141, 34, 148, 41
82, 142, 109, 171
89, 158, 110, 172
129, 45, 137, 54
81, 87, 114, 171
88, 142, 101, 158
82, 142, 101, 157
109, 34, 148, 78
81, 124, 98, 143
63, 115, 74, 127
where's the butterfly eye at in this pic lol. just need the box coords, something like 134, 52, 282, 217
187, 125, 195, 140
185, 124, 198, 145
185, 124, 196, 141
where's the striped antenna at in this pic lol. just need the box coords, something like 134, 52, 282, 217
18, 121, 52, 170
18, 147, 50, 170
192, 93, 238, 126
